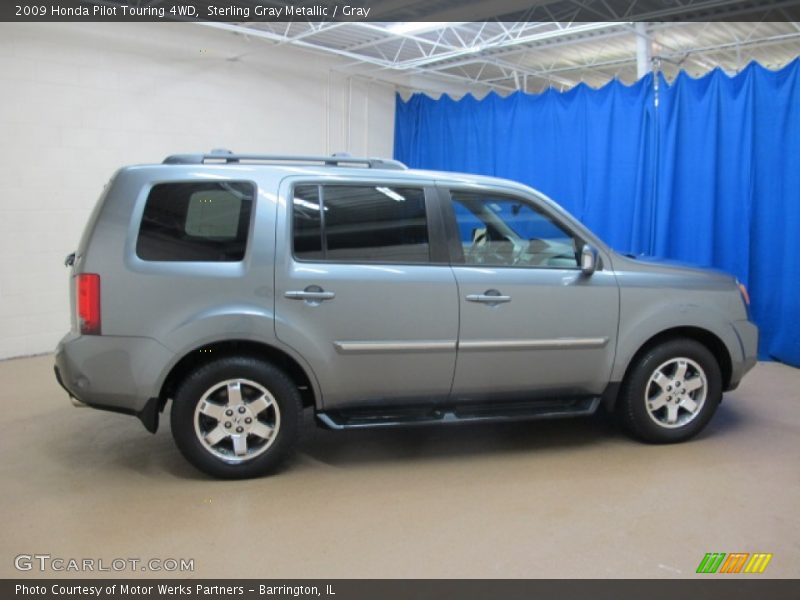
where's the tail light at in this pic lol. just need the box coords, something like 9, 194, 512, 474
76, 273, 101, 335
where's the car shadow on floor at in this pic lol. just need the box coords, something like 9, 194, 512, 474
296, 411, 618, 467
297, 395, 749, 470
42, 398, 746, 481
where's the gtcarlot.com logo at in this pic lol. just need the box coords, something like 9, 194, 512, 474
696, 552, 773, 574
14, 554, 194, 573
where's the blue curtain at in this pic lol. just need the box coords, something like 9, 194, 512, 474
394, 60, 800, 366
395, 77, 657, 254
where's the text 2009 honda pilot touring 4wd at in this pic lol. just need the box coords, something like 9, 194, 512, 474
55, 151, 758, 478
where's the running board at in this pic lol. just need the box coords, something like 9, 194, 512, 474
317, 397, 600, 430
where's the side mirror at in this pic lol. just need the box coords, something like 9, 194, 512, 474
581, 244, 599, 276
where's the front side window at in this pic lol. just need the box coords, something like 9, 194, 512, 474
451, 191, 579, 268
137, 181, 253, 261
292, 184, 430, 263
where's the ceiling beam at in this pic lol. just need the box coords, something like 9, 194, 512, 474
524, 31, 800, 77
197, 21, 516, 94
393, 22, 623, 69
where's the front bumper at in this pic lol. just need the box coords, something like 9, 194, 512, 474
54, 332, 173, 433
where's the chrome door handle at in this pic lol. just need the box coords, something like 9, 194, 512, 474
285, 291, 336, 300
466, 290, 511, 304
284, 286, 335, 302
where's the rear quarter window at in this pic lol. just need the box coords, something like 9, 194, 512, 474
136, 181, 254, 262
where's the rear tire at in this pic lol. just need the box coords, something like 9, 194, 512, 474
618, 338, 722, 443
170, 356, 302, 478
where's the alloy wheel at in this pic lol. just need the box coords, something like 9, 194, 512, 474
644, 357, 708, 429
193, 378, 281, 462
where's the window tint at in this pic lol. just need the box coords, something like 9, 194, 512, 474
185, 189, 242, 238
451, 191, 579, 268
292, 185, 430, 263
293, 185, 323, 260
137, 182, 253, 262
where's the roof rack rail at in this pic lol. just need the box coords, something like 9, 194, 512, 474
162, 149, 408, 170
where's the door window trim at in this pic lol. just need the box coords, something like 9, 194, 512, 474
288, 181, 450, 266
437, 185, 588, 271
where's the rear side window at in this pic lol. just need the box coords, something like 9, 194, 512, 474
292, 184, 430, 263
137, 181, 254, 261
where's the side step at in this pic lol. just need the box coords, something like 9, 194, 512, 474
317, 397, 600, 430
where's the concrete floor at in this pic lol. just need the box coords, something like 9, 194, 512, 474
1, 355, 798, 579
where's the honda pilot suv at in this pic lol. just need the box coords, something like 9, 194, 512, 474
55, 151, 758, 478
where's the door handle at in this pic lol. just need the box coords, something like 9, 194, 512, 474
285, 291, 336, 300
466, 290, 511, 304
285, 286, 335, 302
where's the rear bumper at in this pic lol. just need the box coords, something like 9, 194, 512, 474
53, 363, 88, 407
727, 319, 758, 390
54, 332, 172, 432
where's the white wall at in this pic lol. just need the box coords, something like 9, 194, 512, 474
0, 22, 397, 359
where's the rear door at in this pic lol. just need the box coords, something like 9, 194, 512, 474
274, 178, 459, 409
442, 186, 619, 401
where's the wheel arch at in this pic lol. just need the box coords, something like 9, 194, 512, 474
158, 339, 319, 415
606, 326, 732, 411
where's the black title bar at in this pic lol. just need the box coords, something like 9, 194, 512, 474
5, 579, 800, 600
3, 0, 800, 22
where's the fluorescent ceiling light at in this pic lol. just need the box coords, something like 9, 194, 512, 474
388, 22, 449, 35
295, 199, 325, 211
376, 187, 406, 202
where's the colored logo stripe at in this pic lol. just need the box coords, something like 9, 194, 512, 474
719, 553, 749, 573
744, 553, 773, 573
697, 553, 726, 574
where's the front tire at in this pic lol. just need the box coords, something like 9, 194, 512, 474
618, 339, 722, 443
170, 357, 302, 478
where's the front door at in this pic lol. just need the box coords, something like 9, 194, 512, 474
275, 179, 459, 409
443, 187, 619, 401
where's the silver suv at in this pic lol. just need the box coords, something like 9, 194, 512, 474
55, 151, 758, 478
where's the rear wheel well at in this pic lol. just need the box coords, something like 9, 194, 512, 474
621, 327, 732, 395
159, 340, 316, 412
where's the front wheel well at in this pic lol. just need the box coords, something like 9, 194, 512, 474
158, 340, 316, 413
613, 327, 733, 407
